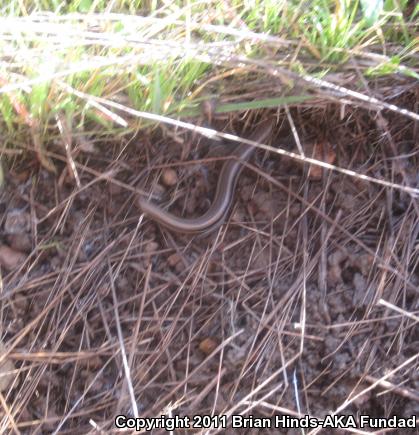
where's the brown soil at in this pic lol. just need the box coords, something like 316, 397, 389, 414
0, 87, 418, 433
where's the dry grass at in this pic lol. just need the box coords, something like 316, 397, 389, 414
2, 89, 418, 432
0, 4, 418, 434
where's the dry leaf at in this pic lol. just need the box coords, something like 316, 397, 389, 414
307, 141, 336, 180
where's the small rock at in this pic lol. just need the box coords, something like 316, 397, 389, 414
167, 253, 181, 267
199, 337, 218, 355
353, 253, 375, 277
353, 272, 366, 292
7, 233, 32, 253
4, 209, 31, 234
0, 245, 27, 270
328, 249, 347, 267
144, 241, 159, 254
161, 168, 178, 187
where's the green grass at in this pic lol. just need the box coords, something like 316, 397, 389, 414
0, 0, 417, 158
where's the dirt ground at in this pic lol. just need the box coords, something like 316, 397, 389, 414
0, 85, 418, 433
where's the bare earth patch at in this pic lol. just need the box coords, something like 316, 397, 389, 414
1, 89, 418, 433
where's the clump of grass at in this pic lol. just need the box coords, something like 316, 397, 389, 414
0, 0, 417, 155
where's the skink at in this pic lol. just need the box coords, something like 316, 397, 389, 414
138, 119, 273, 234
